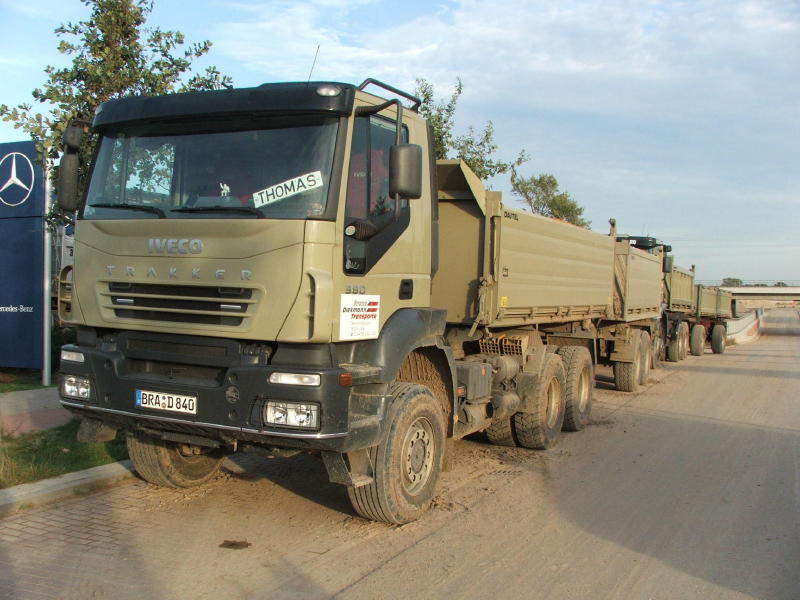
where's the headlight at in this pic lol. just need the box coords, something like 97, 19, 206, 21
268, 372, 321, 386
263, 401, 319, 429
60, 350, 84, 363
61, 375, 92, 400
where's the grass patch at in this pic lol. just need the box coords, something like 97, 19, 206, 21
0, 369, 54, 394
0, 420, 128, 489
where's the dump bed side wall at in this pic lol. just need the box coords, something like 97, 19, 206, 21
665, 266, 695, 312
613, 243, 662, 321
696, 285, 733, 318
430, 200, 485, 324
492, 208, 614, 326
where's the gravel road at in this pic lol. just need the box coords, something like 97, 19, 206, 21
1, 309, 798, 600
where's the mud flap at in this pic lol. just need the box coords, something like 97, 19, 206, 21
322, 449, 374, 487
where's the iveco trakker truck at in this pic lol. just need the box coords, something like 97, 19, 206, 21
57, 80, 662, 524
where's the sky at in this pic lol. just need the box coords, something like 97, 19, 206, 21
0, 0, 798, 282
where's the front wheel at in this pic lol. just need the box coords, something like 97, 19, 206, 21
126, 431, 225, 488
347, 383, 445, 524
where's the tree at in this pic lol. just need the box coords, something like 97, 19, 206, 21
0, 0, 232, 206
775, 281, 787, 287
415, 78, 528, 180
511, 171, 590, 228
415, 77, 589, 226
722, 278, 743, 287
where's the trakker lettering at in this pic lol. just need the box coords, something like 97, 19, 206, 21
105, 265, 252, 281
148, 238, 203, 254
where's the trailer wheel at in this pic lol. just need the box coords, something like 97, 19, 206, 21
347, 383, 444, 524
613, 335, 643, 393
485, 417, 518, 446
126, 431, 225, 488
651, 328, 664, 369
514, 354, 566, 449
666, 326, 681, 362
676, 322, 689, 360
690, 324, 706, 356
638, 331, 652, 385
711, 324, 727, 354
557, 346, 593, 431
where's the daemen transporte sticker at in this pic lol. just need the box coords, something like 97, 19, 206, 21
339, 294, 380, 340
252, 171, 323, 207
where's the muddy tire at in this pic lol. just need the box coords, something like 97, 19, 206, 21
514, 354, 566, 449
347, 383, 445, 524
557, 346, 593, 431
485, 417, 518, 446
126, 431, 224, 488
690, 324, 706, 356
614, 333, 643, 393
638, 331, 652, 385
667, 329, 681, 362
711, 324, 726, 354
679, 322, 690, 360
651, 327, 664, 369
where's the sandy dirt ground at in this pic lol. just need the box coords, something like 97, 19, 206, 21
1, 309, 798, 600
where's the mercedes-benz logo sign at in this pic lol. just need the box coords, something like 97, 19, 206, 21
0, 152, 35, 207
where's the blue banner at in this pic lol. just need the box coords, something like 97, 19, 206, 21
0, 141, 45, 368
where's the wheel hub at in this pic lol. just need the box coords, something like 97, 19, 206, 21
403, 417, 434, 495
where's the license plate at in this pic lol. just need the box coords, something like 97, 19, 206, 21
135, 389, 197, 415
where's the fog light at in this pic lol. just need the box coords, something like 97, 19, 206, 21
61, 375, 92, 400
269, 372, 321, 386
60, 350, 84, 363
263, 401, 319, 429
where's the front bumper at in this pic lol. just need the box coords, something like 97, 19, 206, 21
58, 332, 386, 453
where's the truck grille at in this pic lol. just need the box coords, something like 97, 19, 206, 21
102, 282, 256, 326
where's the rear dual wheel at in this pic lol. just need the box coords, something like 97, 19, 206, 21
614, 330, 650, 392
514, 354, 566, 449
557, 346, 594, 431
667, 322, 689, 362
711, 324, 727, 354
690, 324, 706, 356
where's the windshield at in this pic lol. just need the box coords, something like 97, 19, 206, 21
82, 116, 339, 220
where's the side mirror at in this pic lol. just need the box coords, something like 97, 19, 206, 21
389, 144, 422, 199
664, 244, 672, 253
663, 255, 674, 274
57, 124, 84, 212
57, 153, 80, 212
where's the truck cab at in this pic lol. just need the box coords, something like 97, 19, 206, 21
57, 80, 452, 523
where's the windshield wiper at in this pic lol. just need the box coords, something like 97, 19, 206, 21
91, 203, 166, 218
172, 206, 265, 219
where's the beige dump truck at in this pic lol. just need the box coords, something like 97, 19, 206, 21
56, 79, 662, 524
661, 262, 732, 358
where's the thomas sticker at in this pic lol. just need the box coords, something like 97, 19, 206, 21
339, 294, 380, 340
252, 171, 323, 207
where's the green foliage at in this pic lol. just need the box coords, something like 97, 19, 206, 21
0, 420, 128, 489
414, 78, 528, 180
511, 171, 590, 228
0, 0, 232, 216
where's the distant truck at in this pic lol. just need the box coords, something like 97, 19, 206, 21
55, 79, 695, 523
